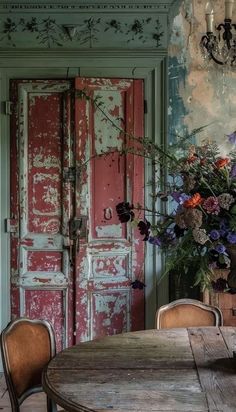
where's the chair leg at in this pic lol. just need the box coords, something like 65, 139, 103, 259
47, 395, 58, 412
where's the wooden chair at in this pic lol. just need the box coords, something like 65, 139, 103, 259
156, 298, 223, 329
0, 317, 64, 412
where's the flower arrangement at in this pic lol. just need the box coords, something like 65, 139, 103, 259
116, 131, 236, 292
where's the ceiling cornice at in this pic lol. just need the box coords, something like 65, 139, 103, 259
0, 2, 173, 14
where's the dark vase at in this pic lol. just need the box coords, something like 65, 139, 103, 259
169, 264, 200, 300
227, 245, 236, 289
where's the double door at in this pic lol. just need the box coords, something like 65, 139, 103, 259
10, 77, 145, 349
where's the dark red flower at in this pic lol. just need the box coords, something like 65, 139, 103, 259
211, 277, 228, 292
116, 202, 134, 223
130, 280, 146, 289
137, 219, 151, 241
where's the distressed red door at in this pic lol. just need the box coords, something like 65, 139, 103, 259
74, 78, 145, 341
10, 80, 75, 350
10, 77, 145, 347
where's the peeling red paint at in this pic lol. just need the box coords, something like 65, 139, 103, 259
25, 289, 64, 352
75, 78, 145, 342
10, 80, 74, 349
109, 105, 120, 117
28, 251, 62, 272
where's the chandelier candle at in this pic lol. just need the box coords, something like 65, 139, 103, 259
225, 0, 234, 20
205, 0, 214, 33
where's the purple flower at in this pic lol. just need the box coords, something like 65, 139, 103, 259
209, 229, 220, 240
215, 244, 227, 254
219, 228, 228, 237
231, 164, 236, 178
227, 232, 236, 244
171, 192, 190, 204
219, 220, 229, 237
220, 219, 229, 229
227, 131, 236, 145
148, 236, 161, 246
171, 192, 181, 203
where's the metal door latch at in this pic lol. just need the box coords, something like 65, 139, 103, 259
69, 216, 87, 240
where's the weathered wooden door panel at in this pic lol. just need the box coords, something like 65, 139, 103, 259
10, 80, 74, 350
74, 78, 145, 342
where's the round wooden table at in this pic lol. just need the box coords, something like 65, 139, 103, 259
42, 327, 236, 412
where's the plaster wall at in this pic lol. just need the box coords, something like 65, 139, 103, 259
169, 0, 236, 152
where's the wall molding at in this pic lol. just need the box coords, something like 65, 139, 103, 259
0, 2, 173, 13
0, 48, 167, 68
0, 48, 167, 58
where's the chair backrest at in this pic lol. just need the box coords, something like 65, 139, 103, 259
0, 317, 56, 412
156, 298, 223, 329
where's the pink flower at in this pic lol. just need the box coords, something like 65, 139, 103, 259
202, 196, 220, 215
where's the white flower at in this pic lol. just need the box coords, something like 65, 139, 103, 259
192, 228, 209, 245
218, 193, 234, 210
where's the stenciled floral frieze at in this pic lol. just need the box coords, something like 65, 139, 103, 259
0, 16, 164, 48
105, 18, 163, 47
0, 17, 64, 47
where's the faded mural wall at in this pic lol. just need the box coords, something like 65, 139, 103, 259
169, 0, 236, 152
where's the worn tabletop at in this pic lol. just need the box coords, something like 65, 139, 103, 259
42, 327, 236, 412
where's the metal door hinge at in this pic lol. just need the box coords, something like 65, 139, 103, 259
4, 101, 13, 115
144, 99, 147, 114
4, 218, 17, 233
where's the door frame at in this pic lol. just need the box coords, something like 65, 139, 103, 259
0, 51, 168, 360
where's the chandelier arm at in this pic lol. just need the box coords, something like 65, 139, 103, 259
209, 51, 224, 65
217, 19, 233, 50
201, 34, 224, 65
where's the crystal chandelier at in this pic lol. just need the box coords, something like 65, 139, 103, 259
200, 0, 236, 66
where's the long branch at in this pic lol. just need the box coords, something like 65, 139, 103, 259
75, 89, 178, 164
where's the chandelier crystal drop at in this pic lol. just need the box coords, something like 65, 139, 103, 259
200, 0, 236, 67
